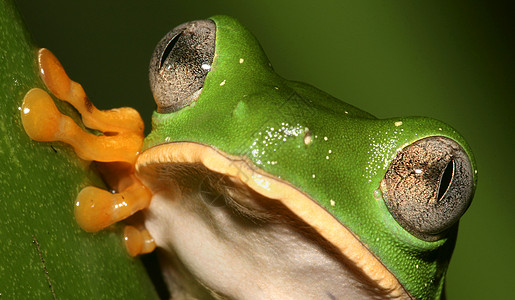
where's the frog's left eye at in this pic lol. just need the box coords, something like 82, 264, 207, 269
380, 136, 474, 241
149, 19, 216, 113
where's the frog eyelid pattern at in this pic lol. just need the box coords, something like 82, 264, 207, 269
149, 19, 216, 113
437, 159, 454, 202
159, 32, 182, 69
380, 136, 474, 241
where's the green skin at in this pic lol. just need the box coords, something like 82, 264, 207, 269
144, 16, 477, 299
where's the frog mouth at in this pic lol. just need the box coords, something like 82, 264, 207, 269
136, 141, 410, 299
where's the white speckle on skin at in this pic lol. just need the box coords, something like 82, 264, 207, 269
415, 169, 422, 174
324, 136, 328, 141
416, 264, 419, 269
220, 80, 226, 86
312, 174, 316, 178
304, 132, 312, 145
363, 128, 404, 181
23, 107, 30, 114
201, 64, 211, 70
394, 121, 403, 127
330, 199, 335, 206
249, 124, 306, 166
239, 58, 244, 63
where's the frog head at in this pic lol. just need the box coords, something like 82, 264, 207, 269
136, 16, 477, 299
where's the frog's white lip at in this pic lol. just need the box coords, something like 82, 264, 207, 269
136, 141, 409, 299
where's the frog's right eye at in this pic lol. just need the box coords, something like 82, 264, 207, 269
149, 20, 216, 113
380, 136, 475, 241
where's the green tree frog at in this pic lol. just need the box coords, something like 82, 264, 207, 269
20, 15, 476, 299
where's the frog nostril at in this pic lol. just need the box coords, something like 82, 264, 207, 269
159, 32, 182, 69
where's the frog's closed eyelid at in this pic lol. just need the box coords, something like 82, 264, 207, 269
149, 19, 216, 114
380, 136, 474, 241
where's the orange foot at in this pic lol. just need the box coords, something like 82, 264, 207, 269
21, 48, 155, 256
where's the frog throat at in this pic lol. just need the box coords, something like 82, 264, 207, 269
136, 141, 410, 298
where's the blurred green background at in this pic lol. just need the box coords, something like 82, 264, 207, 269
13, 1, 514, 299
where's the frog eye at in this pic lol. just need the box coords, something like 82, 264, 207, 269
149, 19, 216, 113
380, 136, 474, 241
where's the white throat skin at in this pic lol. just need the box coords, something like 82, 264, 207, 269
139, 159, 407, 300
